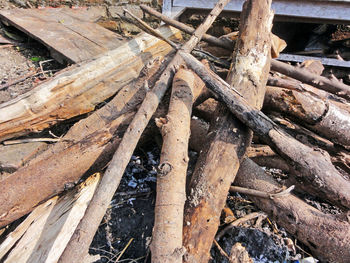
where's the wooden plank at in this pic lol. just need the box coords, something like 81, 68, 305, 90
170, 0, 350, 23
0, 8, 124, 63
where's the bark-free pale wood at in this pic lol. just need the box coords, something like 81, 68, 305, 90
0, 26, 181, 142
180, 51, 350, 209
0, 173, 100, 263
152, 68, 203, 263
0, 57, 167, 228
264, 86, 350, 147
58, 2, 230, 262
235, 158, 350, 263
183, 1, 273, 262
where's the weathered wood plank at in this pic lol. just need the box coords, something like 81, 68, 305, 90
0, 8, 123, 63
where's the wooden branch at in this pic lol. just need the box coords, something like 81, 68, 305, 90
0, 26, 181, 142
180, 51, 350, 209
151, 68, 203, 262
264, 86, 350, 147
235, 158, 350, 263
183, 1, 273, 262
58, 2, 230, 262
270, 59, 350, 100
0, 173, 100, 263
0, 57, 167, 228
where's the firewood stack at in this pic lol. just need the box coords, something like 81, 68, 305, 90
1, 0, 350, 262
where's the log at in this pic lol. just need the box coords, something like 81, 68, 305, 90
152, 68, 204, 263
180, 51, 350, 209
58, 2, 230, 262
0, 173, 100, 263
0, 56, 167, 228
0, 26, 181, 142
183, 1, 273, 262
234, 158, 350, 263
264, 86, 350, 147
270, 59, 350, 100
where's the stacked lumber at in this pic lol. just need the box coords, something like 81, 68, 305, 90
1, 0, 350, 262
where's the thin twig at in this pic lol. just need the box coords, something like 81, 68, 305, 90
216, 212, 266, 240
2, 138, 60, 145
230, 185, 295, 199
213, 239, 234, 263
115, 238, 134, 262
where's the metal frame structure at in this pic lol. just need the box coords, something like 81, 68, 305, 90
162, 0, 350, 23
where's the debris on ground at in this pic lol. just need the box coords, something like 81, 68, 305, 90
0, 0, 350, 262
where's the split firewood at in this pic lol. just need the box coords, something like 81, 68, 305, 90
151, 68, 204, 263
183, 1, 273, 262
58, 2, 230, 262
270, 59, 350, 100
0, 173, 100, 263
234, 158, 350, 263
0, 26, 181, 142
264, 86, 350, 147
0, 56, 168, 228
180, 51, 350, 209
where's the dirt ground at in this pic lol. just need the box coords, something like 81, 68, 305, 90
0, 0, 349, 262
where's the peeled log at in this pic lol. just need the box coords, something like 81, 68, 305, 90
234, 158, 350, 263
0, 57, 167, 228
0, 26, 181, 142
183, 1, 273, 262
181, 51, 350, 209
264, 86, 350, 147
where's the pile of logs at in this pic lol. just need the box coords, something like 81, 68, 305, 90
1, 0, 350, 262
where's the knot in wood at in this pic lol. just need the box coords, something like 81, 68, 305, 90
158, 162, 173, 177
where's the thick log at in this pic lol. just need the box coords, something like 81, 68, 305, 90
0, 173, 100, 263
180, 51, 350, 209
264, 86, 350, 147
0, 26, 181, 142
0, 57, 167, 228
183, 1, 273, 262
58, 2, 230, 262
234, 158, 350, 263
152, 68, 203, 263
270, 59, 350, 100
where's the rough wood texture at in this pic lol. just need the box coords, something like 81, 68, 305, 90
0, 173, 100, 263
183, 1, 273, 262
58, 2, 230, 262
270, 59, 350, 100
0, 8, 123, 63
235, 158, 350, 263
264, 86, 350, 147
180, 51, 350, 209
0, 26, 181, 142
0, 57, 167, 228
151, 68, 204, 263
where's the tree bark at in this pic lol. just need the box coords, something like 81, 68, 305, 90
180, 51, 350, 209
264, 86, 350, 147
234, 158, 350, 263
0, 26, 181, 142
183, 1, 273, 262
58, 2, 230, 262
151, 68, 204, 263
0, 57, 168, 228
270, 59, 350, 100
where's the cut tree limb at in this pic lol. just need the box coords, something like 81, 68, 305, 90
58, 2, 230, 262
183, 1, 273, 262
0, 26, 181, 142
264, 86, 350, 147
234, 158, 350, 263
152, 68, 204, 263
180, 51, 350, 209
0, 56, 168, 228
270, 59, 350, 100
